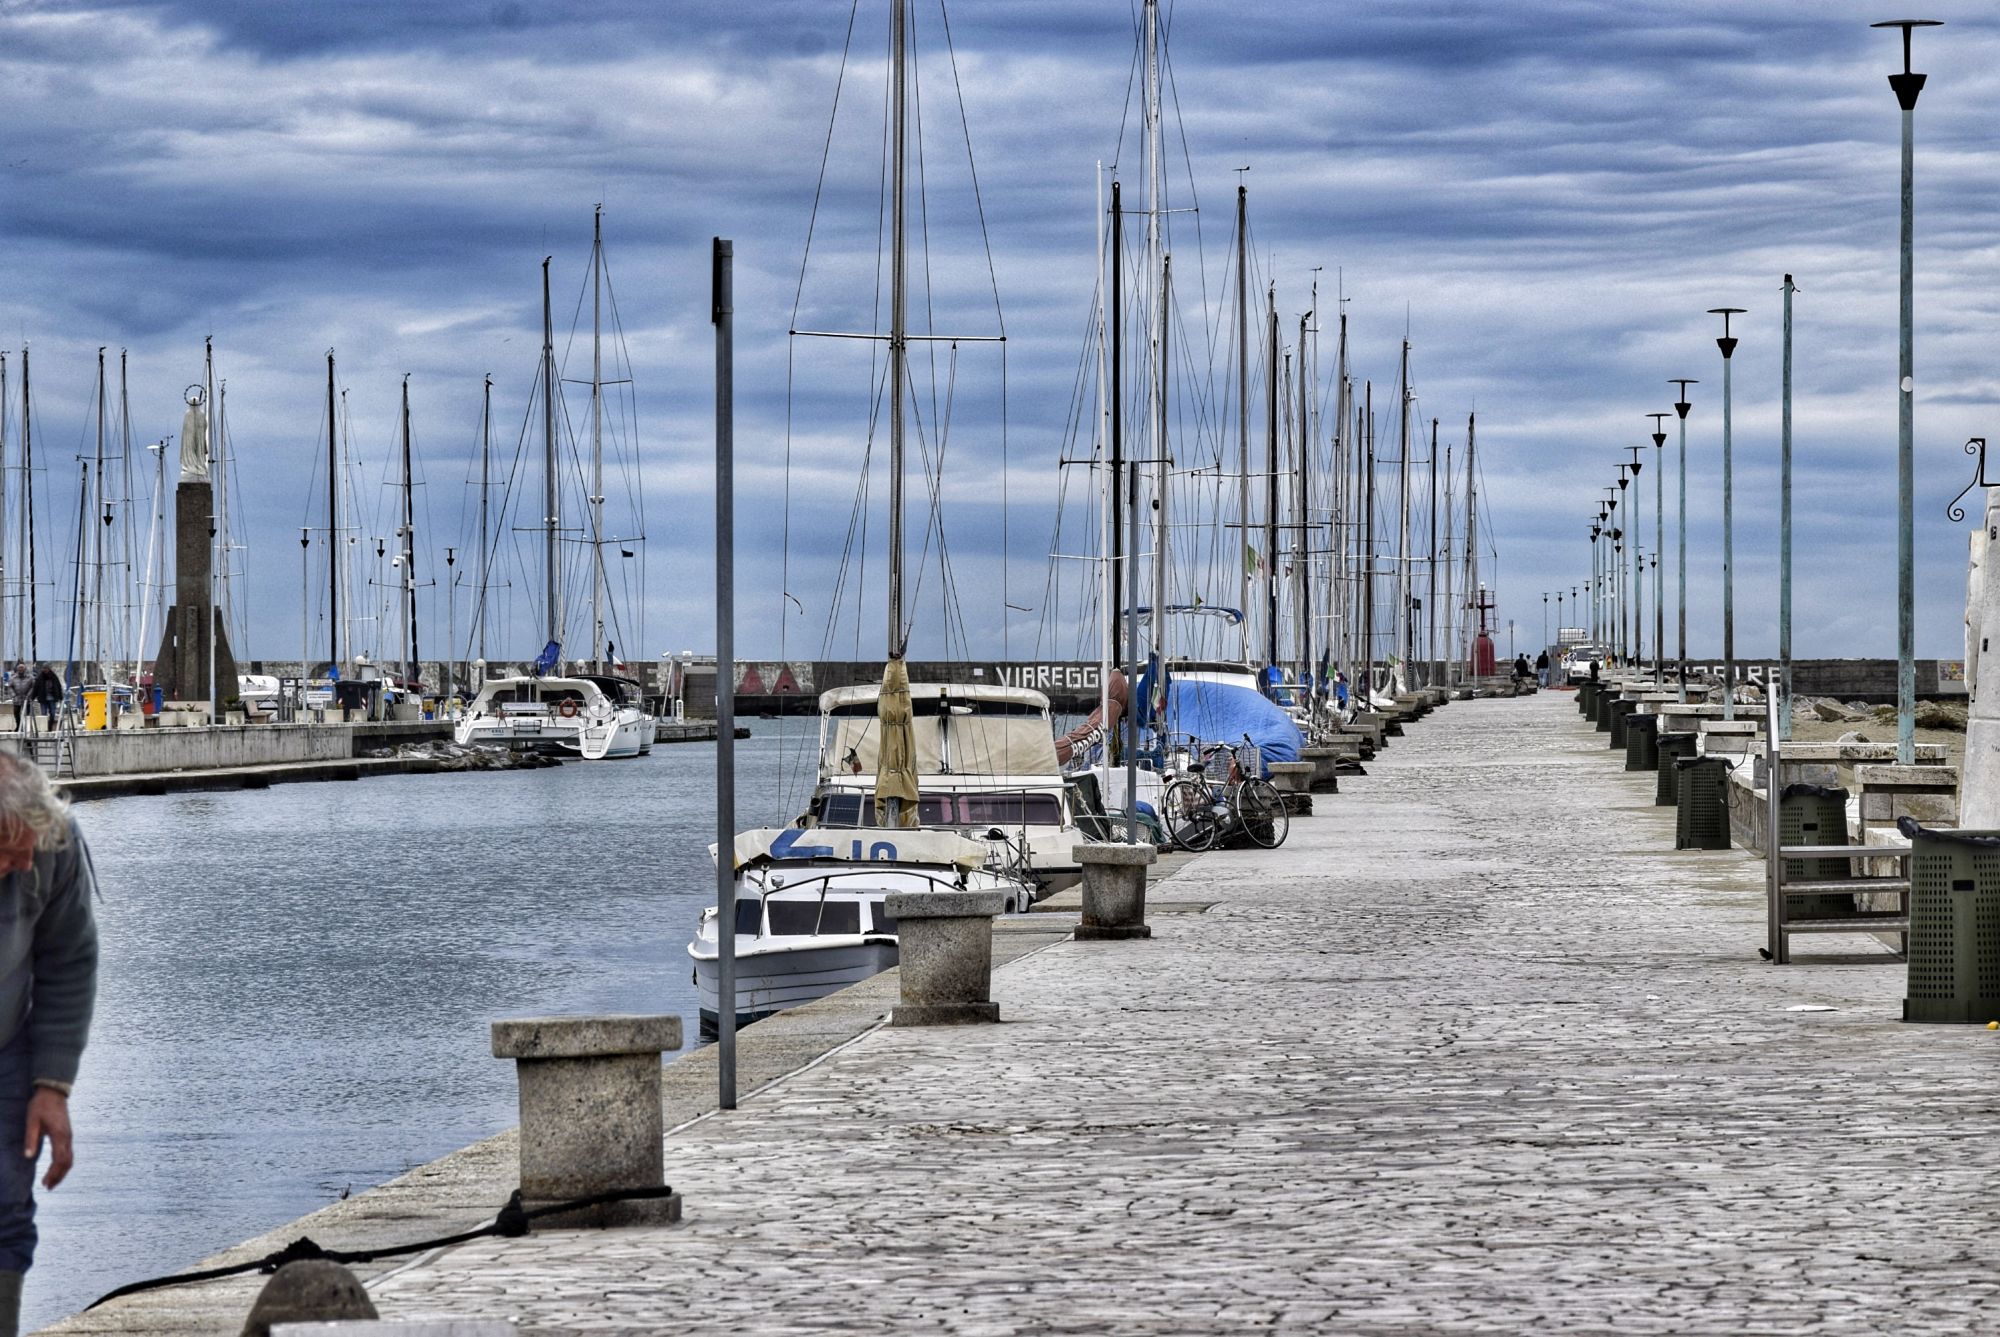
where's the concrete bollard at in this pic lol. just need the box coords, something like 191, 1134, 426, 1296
490, 1014, 683, 1227
242, 1261, 377, 1337
887, 891, 1004, 1025
1266, 761, 1316, 795
1074, 841, 1157, 941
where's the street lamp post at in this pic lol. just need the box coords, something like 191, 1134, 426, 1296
1709, 308, 1745, 720
1874, 17, 1940, 765
1625, 445, 1644, 668
1613, 470, 1630, 663
1670, 379, 1697, 702
1780, 273, 1795, 741
1542, 592, 1549, 655
1648, 413, 1669, 685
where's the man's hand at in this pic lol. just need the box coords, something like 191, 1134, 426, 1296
24, 1088, 71, 1189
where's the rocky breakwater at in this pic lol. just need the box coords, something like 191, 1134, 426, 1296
361, 741, 565, 772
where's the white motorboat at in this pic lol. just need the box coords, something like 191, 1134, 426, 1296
453, 674, 649, 760
689, 828, 1033, 1033
805, 682, 1086, 891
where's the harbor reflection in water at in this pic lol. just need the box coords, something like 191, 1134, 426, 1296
32, 721, 810, 1331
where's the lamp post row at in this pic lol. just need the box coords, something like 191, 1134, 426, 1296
1573, 18, 1934, 750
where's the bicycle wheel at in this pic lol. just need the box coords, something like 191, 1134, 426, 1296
1160, 778, 1219, 852
1230, 777, 1290, 849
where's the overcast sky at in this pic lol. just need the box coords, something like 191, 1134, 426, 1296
2, 0, 1996, 666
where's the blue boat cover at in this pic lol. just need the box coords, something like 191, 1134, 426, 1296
1156, 679, 1303, 774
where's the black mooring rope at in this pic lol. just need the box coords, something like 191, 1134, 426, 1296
86, 1185, 677, 1310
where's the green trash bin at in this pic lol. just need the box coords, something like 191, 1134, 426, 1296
1610, 703, 1632, 750
1655, 732, 1696, 806
1901, 819, 2000, 1024
1578, 681, 1596, 716
1595, 686, 1617, 732
1675, 755, 1732, 850
1779, 783, 1854, 920
1896, 816, 2000, 1024
1624, 714, 1658, 772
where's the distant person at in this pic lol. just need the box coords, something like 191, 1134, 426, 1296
1513, 654, 1530, 682
1588, 657, 1601, 683
28, 671, 61, 733
0, 751, 99, 1333
2, 671, 23, 735
1535, 650, 1550, 687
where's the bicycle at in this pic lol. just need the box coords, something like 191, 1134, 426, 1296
1159, 736, 1289, 852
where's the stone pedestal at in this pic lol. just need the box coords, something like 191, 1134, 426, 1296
1697, 719, 1763, 759
888, 890, 1004, 1025
490, 1014, 683, 1227
153, 478, 237, 705
1299, 746, 1343, 793
1074, 841, 1156, 941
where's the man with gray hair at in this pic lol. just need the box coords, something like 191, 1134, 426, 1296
0, 752, 98, 1334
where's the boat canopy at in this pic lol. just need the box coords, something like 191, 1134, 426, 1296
819, 682, 1058, 777
731, 826, 990, 871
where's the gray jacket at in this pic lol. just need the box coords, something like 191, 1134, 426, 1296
0, 821, 99, 1087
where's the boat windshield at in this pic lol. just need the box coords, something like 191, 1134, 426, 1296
768, 899, 862, 937
814, 791, 1062, 828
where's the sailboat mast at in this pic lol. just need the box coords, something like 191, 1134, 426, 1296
1109, 182, 1123, 663
479, 373, 492, 664
590, 205, 605, 671
1427, 417, 1439, 687
1296, 313, 1311, 683
541, 257, 560, 660
1143, 0, 1166, 669
93, 347, 106, 678
119, 350, 134, 679
1332, 312, 1350, 683
21, 345, 34, 660
1361, 381, 1374, 688
401, 375, 419, 690
1263, 288, 1277, 669
1466, 411, 1479, 668
326, 351, 339, 672
0, 351, 8, 669
1235, 184, 1249, 663
886, 0, 909, 658
1396, 340, 1412, 675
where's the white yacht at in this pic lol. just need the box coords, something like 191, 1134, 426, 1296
805, 682, 1087, 891
453, 674, 649, 760
689, 827, 1033, 1033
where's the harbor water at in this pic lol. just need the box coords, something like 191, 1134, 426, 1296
29, 721, 815, 1331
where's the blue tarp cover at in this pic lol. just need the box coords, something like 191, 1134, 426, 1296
1156, 679, 1303, 773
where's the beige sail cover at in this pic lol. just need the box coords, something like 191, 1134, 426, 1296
873, 657, 919, 827
180, 401, 211, 480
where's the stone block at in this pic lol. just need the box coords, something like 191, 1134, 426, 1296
490, 1014, 682, 1227
1074, 841, 1155, 941
1891, 791, 1959, 825
887, 890, 1003, 1026
274, 1325, 516, 1336
243, 1262, 377, 1337
1266, 762, 1316, 795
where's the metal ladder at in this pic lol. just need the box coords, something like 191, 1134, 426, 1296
1762, 692, 1910, 963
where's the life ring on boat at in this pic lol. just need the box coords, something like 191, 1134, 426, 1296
557, 698, 581, 719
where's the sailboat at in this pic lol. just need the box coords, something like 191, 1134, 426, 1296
688, 0, 1040, 1033
454, 223, 653, 761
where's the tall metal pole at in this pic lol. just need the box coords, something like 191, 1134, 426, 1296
400, 374, 419, 692
1110, 183, 1123, 691
887, 0, 909, 657
542, 259, 560, 662
590, 204, 606, 672
1396, 342, 1412, 680
1296, 311, 1311, 686
1235, 183, 1249, 663
1780, 274, 1795, 740
1710, 308, 1744, 720
1650, 415, 1667, 685
1875, 18, 1938, 765
1670, 379, 1695, 701
1143, 0, 1165, 671
711, 236, 738, 1110
478, 374, 491, 665
1361, 383, 1374, 691
93, 347, 105, 679
1427, 418, 1439, 688
1625, 446, 1643, 668
21, 344, 34, 661
1265, 288, 1279, 670
326, 351, 340, 672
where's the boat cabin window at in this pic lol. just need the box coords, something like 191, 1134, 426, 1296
955, 793, 1063, 826
767, 899, 860, 936
814, 791, 1058, 828
735, 901, 761, 937
872, 905, 897, 935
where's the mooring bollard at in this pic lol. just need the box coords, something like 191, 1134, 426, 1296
1074, 841, 1157, 941
489, 1014, 683, 1227
887, 891, 1004, 1025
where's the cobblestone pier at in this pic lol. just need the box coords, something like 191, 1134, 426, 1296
58, 692, 2000, 1333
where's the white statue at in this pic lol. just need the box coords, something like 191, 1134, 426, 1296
1962, 487, 2000, 826
179, 390, 210, 481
